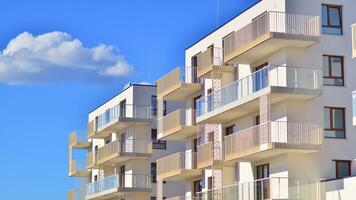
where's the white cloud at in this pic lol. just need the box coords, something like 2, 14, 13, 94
0, 31, 134, 84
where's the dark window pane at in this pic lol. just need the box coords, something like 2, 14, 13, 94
332, 109, 344, 129
322, 5, 328, 26
336, 161, 351, 178
323, 56, 329, 77
329, 7, 341, 26
331, 57, 342, 77
324, 108, 331, 129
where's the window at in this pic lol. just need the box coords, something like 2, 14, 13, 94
334, 160, 351, 178
323, 55, 344, 86
225, 125, 235, 136
94, 175, 98, 181
163, 100, 167, 116
119, 100, 126, 117
255, 115, 260, 126
151, 129, 166, 149
151, 95, 157, 116
322, 4, 343, 35
324, 107, 345, 138
151, 162, 157, 183
193, 179, 203, 195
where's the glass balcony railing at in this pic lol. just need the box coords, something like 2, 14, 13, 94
352, 24, 356, 58
95, 104, 152, 131
196, 177, 321, 200
196, 65, 321, 118
86, 174, 151, 196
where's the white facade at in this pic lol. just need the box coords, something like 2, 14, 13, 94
156, 0, 356, 200
72, 84, 186, 200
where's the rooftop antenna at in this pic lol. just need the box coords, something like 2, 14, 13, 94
216, 0, 220, 27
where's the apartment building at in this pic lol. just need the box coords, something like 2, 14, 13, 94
68, 84, 185, 200
156, 0, 356, 199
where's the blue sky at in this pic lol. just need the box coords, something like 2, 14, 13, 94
0, 0, 259, 199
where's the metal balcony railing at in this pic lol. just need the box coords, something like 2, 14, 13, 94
96, 139, 152, 163
223, 11, 320, 60
197, 141, 223, 169
157, 67, 199, 97
69, 160, 88, 175
157, 109, 195, 137
196, 177, 321, 200
157, 152, 198, 176
95, 104, 152, 131
69, 131, 88, 147
196, 65, 321, 117
86, 174, 151, 196
224, 121, 322, 161
197, 47, 223, 68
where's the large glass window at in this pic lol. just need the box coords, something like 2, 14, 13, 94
322, 4, 343, 35
324, 107, 345, 138
334, 160, 351, 178
323, 55, 344, 86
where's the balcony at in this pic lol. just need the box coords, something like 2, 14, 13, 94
69, 131, 90, 149
96, 139, 152, 166
157, 109, 197, 140
90, 104, 152, 138
223, 11, 320, 64
196, 177, 320, 200
352, 24, 356, 58
196, 47, 235, 78
196, 65, 322, 124
86, 174, 151, 200
157, 67, 202, 101
69, 160, 90, 177
87, 151, 96, 169
197, 142, 224, 169
224, 121, 322, 163
157, 152, 201, 181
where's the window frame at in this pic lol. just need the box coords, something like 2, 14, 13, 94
322, 4, 343, 35
324, 106, 346, 139
334, 160, 351, 179
323, 55, 344, 86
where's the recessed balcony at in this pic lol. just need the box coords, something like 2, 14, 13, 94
224, 121, 322, 163
69, 131, 90, 149
196, 177, 320, 200
157, 109, 197, 140
89, 104, 152, 138
223, 11, 320, 64
196, 47, 235, 78
197, 141, 224, 169
96, 139, 152, 166
196, 65, 322, 124
157, 67, 202, 101
157, 152, 201, 181
69, 160, 90, 177
86, 174, 151, 200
